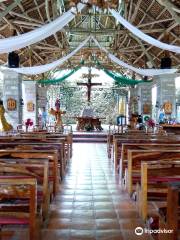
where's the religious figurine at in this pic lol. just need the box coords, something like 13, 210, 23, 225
0, 100, 13, 132
49, 99, 66, 131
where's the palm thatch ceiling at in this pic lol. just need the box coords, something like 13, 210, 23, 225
0, 0, 179, 80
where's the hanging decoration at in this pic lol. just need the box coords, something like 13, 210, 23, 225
4, 36, 177, 77
94, 59, 151, 85
91, 36, 177, 76
10, 37, 90, 75
38, 65, 81, 85
109, 8, 180, 54
0, 2, 87, 53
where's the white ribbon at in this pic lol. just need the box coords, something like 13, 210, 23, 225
0, 2, 86, 53
5, 35, 177, 76
91, 36, 177, 76
10, 36, 91, 75
109, 8, 180, 54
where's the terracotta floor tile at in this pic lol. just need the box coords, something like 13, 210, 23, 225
41, 230, 70, 240
95, 219, 120, 230
48, 218, 72, 229
95, 210, 117, 219
70, 230, 96, 240
96, 230, 123, 240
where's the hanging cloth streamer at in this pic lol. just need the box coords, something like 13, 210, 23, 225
8, 36, 90, 75
0, 2, 87, 53
109, 8, 180, 54
91, 36, 177, 76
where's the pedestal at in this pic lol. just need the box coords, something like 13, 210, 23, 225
2, 69, 22, 128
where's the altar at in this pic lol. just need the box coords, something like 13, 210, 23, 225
76, 117, 103, 131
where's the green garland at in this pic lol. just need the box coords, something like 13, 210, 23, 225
38, 65, 81, 85
95, 60, 152, 86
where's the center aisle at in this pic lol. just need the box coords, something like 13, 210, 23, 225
43, 143, 152, 240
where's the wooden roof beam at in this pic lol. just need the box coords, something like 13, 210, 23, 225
129, 33, 157, 68
45, 0, 63, 48
133, 22, 178, 64
156, 0, 180, 25
0, 0, 22, 20
130, 0, 143, 23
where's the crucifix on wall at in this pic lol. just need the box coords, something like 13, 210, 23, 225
77, 67, 102, 102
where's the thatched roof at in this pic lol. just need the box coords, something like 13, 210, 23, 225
0, 0, 179, 79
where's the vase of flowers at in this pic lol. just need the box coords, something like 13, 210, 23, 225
146, 118, 155, 133
25, 118, 33, 132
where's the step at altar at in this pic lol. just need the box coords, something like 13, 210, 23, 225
73, 132, 107, 143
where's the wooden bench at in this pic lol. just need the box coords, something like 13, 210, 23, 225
0, 137, 68, 174
159, 182, 180, 240
120, 143, 180, 180
0, 175, 39, 240
127, 149, 180, 196
137, 161, 180, 221
113, 137, 180, 173
0, 149, 59, 196
0, 159, 50, 220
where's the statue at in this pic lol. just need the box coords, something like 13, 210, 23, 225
49, 98, 66, 131
0, 100, 13, 132
81, 102, 94, 117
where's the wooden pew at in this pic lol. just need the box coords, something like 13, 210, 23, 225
0, 135, 70, 175
0, 141, 65, 179
159, 182, 180, 240
0, 174, 39, 240
0, 149, 59, 196
127, 149, 180, 196
138, 161, 180, 221
113, 136, 180, 173
120, 143, 180, 180
0, 159, 50, 220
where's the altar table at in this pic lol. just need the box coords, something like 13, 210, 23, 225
75, 117, 103, 131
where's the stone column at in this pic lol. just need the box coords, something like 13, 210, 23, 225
154, 74, 176, 119
22, 81, 37, 125
2, 69, 22, 128
138, 82, 152, 116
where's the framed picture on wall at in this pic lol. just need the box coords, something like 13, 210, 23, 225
27, 101, 34, 112
7, 98, 16, 111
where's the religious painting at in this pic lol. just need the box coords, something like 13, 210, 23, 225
163, 101, 172, 114
7, 98, 16, 111
27, 101, 34, 112
143, 103, 151, 114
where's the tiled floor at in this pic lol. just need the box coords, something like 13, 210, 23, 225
3, 143, 153, 240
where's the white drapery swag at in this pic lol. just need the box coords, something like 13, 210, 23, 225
0, 2, 86, 53
91, 37, 177, 76
8, 36, 177, 76
12, 36, 91, 75
109, 9, 180, 54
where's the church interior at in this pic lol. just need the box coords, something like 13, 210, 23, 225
0, 0, 179, 239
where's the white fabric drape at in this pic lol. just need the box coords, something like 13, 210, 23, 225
11, 36, 91, 75
109, 8, 180, 54
91, 36, 177, 76
0, 2, 86, 53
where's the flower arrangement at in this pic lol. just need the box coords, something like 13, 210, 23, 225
146, 118, 155, 128
25, 118, 33, 127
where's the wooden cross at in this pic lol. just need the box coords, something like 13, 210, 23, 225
77, 67, 102, 102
